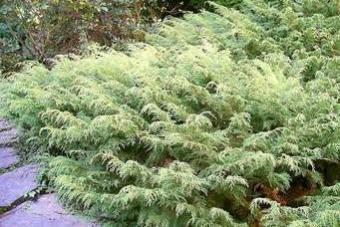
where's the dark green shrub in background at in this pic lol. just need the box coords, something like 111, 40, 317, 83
0, 0, 242, 76
0, 0, 160, 75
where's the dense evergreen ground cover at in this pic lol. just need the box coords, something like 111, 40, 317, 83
0, 1, 339, 226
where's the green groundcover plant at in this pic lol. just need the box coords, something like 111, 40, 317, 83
0, 1, 339, 226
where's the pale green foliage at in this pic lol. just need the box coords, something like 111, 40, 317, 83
0, 1, 339, 226
251, 183, 340, 227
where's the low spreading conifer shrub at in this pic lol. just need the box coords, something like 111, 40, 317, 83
0, 1, 339, 226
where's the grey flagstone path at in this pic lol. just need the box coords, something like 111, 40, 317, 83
0, 118, 98, 227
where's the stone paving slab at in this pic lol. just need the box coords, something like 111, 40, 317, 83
0, 165, 38, 207
0, 147, 18, 169
0, 128, 17, 147
0, 194, 97, 227
0, 118, 99, 226
0, 120, 12, 131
